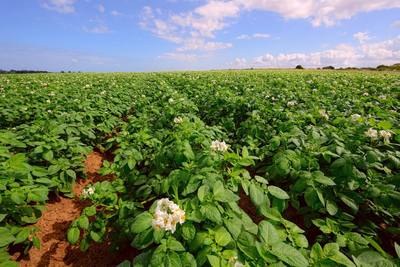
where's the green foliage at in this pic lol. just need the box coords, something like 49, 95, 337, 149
1, 71, 399, 266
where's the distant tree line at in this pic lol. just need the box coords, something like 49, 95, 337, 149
296, 63, 400, 71
0, 69, 49, 74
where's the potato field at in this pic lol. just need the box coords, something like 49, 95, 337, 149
0, 70, 399, 267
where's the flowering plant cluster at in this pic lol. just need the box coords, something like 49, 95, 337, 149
210, 140, 229, 152
152, 198, 185, 233
5, 71, 397, 267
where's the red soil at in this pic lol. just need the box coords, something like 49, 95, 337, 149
12, 152, 136, 267
238, 189, 264, 224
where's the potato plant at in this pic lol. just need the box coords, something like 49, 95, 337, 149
0, 71, 399, 266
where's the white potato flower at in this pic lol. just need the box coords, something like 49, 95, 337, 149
365, 128, 378, 138
82, 186, 95, 197
363, 92, 369, 96
174, 117, 183, 124
228, 256, 244, 267
46, 99, 51, 103
152, 198, 185, 233
351, 114, 362, 122
379, 130, 392, 142
210, 140, 229, 152
168, 98, 174, 104
287, 100, 297, 107
379, 95, 386, 100
319, 109, 329, 120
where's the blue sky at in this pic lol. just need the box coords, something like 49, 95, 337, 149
0, 0, 399, 71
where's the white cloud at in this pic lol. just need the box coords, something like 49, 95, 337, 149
353, 32, 369, 43
234, 36, 400, 68
140, 6, 233, 52
177, 39, 232, 52
141, 1, 400, 61
253, 33, 271, 39
111, 10, 122, 16
237, 33, 270, 40
234, 0, 400, 26
83, 25, 110, 34
159, 52, 199, 62
393, 20, 400, 28
360, 36, 400, 61
41, 0, 77, 14
232, 57, 247, 67
97, 4, 105, 13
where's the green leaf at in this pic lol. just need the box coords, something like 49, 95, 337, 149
182, 223, 196, 241
258, 221, 280, 246
213, 181, 239, 203
67, 227, 80, 245
214, 226, 232, 247
213, 181, 224, 198
133, 251, 152, 267
48, 165, 61, 175
271, 242, 309, 267
117, 260, 131, 267
310, 243, 324, 260
0, 261, 19, 267
378, 120, 392, 130
198, 185, 209, 202
249, 183, 265, 206
43, 150, 54, 161
90, 231, 102, 242
329, 251, 356, 267
32, 236, 40, 249
14, 228, 30, 244
313, 172, 336, 186
356, 251, 393, 267
268, 186, 290, 200
153, 228, 165, 243
77, 216, 89, 230
339, 195, 358, 212
131, 228, 153, 250
80, 238, 89, 252
183, 140, 195, 161
167, 251, 182, 267
207, 255, 220, 267
0, 228, 15, 247
326, 200, 338, 216
32, 166, 48, 177
84, 206, 96, 216
201, 204, 222, 224
66, 169, 76, 179
224, 218, 242, 239
294, 234, 309, 248
10, 191, 25, 205
131, 212, 152, 234
180, 252, 197, 267
395, 243, 400, 259
182, 176, 201, 196
167, 237, 185, 252
276, 157, 290, 176
150, 245, 167, 266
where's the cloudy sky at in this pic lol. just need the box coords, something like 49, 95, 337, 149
1, 0, 400, 71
